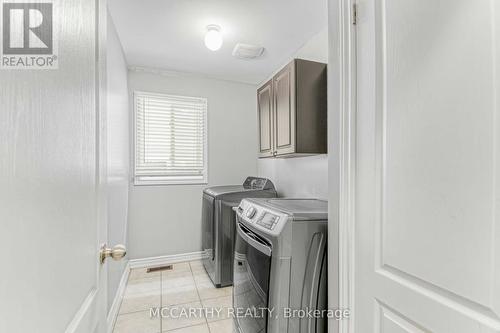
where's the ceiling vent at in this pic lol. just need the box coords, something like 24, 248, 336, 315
232, 43, 265, 59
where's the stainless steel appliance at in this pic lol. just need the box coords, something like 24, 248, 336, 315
202, 177, 276, 288
233, 198, 328, 333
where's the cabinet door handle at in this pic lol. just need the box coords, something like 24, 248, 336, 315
273, 151, 277, 157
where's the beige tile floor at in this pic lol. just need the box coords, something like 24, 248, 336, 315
113, 260, 236, 333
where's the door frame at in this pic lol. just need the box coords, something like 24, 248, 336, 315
328, 0, 356, 332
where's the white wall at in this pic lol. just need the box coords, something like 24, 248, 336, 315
127, 71, 257, 259
107, 14, 130, 312
257, 27, 329, 199
293, 27, 329, 64
258, 155, 328, 199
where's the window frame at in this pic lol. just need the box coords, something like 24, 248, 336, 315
133, 90, 208, 186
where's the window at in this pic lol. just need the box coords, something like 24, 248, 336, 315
134, 91, 208, 185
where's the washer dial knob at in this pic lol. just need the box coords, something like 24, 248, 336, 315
246, 207, 257, 219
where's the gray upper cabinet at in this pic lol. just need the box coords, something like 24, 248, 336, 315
258, 59, 327, 158
274, 61, 295, 156
258, 79, 274, 158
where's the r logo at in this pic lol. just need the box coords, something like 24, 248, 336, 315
3, 2, 53, 54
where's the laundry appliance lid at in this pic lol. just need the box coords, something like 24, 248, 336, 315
203, 185, 248, 197
257, 198, 328, 220
203, 177, 275, 197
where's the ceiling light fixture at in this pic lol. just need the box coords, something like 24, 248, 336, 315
204, 25, 223, 51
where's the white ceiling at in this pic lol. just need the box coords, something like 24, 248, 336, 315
107, 0, 327, 84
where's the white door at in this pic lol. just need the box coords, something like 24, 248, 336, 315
0, 1, 111, 332
354, 0, 500, 332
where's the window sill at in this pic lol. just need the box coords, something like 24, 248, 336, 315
133, 178, 208, 186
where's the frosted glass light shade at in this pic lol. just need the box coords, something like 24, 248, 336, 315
204, 25, 223, 51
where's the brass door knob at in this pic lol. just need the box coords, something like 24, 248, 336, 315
100, 244, 127, 264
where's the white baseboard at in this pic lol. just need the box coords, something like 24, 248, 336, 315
128, 251, 204, 269
107, 263, 130, 333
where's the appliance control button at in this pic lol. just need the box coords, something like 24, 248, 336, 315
257, 213, 279, 230
246, 207, 257, 219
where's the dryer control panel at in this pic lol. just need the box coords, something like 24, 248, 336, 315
242, 177, 275, 190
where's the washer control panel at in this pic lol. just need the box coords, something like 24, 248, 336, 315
237, 199, 289, 236
256, 212, 280, 230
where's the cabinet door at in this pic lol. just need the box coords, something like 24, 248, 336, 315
258, 80, 274, 157
273, 61, 296, 156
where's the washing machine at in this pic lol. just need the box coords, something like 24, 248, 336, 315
202, 177, 277, 288
233, 198, 328, 333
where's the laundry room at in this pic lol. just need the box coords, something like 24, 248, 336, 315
106, 0, 330, 332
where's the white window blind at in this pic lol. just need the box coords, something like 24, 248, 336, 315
134, 91, 208, 185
